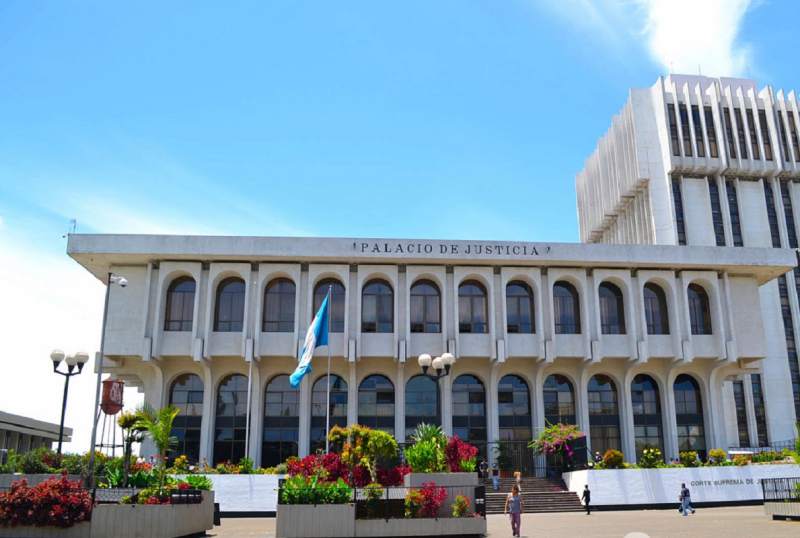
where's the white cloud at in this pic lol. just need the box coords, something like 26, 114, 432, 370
637, 0, 754, 77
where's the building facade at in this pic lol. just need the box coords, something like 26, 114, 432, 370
576, 74, 800, 448
67, 234, 793, 468
0, 411, 72, 456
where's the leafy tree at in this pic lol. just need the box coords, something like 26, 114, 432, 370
134, 404, 180, 489
117, 410, 146, 487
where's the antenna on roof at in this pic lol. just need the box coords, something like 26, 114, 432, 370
698, 64, 702, 76
62, 219, 77, 238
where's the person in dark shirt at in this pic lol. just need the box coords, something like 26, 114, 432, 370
581, 484, 591, 515
679, 483, 695, 516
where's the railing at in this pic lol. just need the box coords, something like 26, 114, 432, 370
277, 481, 486, 520
762, 477, 800, 502
729, 439, 798, 454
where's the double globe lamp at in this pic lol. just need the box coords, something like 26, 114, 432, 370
50, 349, 89, 456
417, 352, 456, 380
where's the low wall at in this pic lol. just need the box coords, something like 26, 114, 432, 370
404, 472, 478, 518
276, 504, 355, 538
765, 501, 800, 520
0, 522, 90, 538
563, 464, 800, 508
185, 474, 281, 514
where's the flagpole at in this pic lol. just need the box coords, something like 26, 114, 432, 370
244, 355, 253, 460
325, 285, 332, 453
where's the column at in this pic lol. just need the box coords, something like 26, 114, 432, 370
441, 375, 453, 436
247, 363, 262, 465
743, 374, 759, 447
141, 362, 165, 460
199, 363, 214, 465
394, 362, 406, 442
298, 375, 311, 457
488, 363, 501, 465
707, 368, 730, 450
347, 362, 358, 426
664, 377, 679, 461
577, 367, 591, 447
619, 373, 636, 463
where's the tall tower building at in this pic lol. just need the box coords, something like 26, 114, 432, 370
577, 74, 800, 446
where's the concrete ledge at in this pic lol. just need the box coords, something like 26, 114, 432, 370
765, 501, 800, 520
0, 522, 90, 538
276, 504, 355, 538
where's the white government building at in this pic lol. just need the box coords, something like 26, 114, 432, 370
68, 74, 800, 470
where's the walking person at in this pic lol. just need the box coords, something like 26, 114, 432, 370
678, 483, 695, 516
505, 484, 524, 537
491, 463, 500, 491
581, 484, 591, 515
479, 458, 488, 481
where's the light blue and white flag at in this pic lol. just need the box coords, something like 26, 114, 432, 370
289, 293, 330, 387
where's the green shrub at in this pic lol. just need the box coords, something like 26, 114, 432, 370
274, 462, 288, 474
238, 457, 255, 474
707, 448, 727, 465
602, 449, 624, 469
638, 447, 663, 468
404, 439, 445, 473
181, 474, 213, 490
451, 495, 470, 517
279, 474, 352, 505
19, 448, 57, 474
0, 450, 18, 473
679, 451, 700, 467
733, 454, 750, 466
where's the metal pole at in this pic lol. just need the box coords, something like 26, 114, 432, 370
56, 371, 71, 457
87, 272, 112, 489
244, 356, 254, 460
325, 286, 332, 454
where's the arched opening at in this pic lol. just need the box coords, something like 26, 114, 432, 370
588, 374, 621, 456
405, 375, 440, 436
598, 282, 626, 334
361, 280, 393, 333
687, 283, 712, 335
674, 374, 706, 459
358, 375, 394, 435
310, 374, 348, 452
506, 281, 535, 334
262, 374, 299, 467
214, 277, 245, 332
543, 374, 576, 424
169, 373, 203, 462
214, 374, 248, 465
631, 374, 664, 461
458, 280, 488, 333
498, 375, 532, 442
643, 283, 670, 335
410, 280, 441, 333
164, 277, 196, 332
314, 279, 346, 333
263, 279, 295, 332
553, 281, 581, 334
452, 374, 487, 456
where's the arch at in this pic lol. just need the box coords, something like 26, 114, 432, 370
358, 374, 395, 434
410, 279, 441, 333
506, 281, 535, 334
213, 374, 248, 465
314, 278, 346, 333
643, 282, 670, 335
587, 374, 621, 456
262, 374, 299, 467
263, 278, 295, 332
687, 283, 712, 335
405, 375, 440, 435
674, 374, 707, 459
361, 279, 394, 333
498, 374, 532, 442
458, 280, 488, 334
553, 281, 581, 334
214, 277, 246, 332
631, 374, 664, 461
164, 277, 196, 332
543, 374, 576, 425
310, 374, 348, 452
169, 373, 203, 462
452, 374, 487, 456
598, 282, 626, 334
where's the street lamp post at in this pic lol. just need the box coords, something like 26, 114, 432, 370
417, 352, 456, 380
50, 350, 89, 456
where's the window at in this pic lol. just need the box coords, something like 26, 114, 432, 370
671, 175, 687, 245
723, 107, 737, 159
708, 177, 726, 246
214, 278, 245, 332
746, 109, 760, 160
725, 179, 743, 247
458, 280, 488, 333
263, 279, 295, 332
310, 375, 348, 452
314, 279, 345, 333
543, 374, 575, 425
777, 112, 791, 161
643, 283, 669, 335
631, 374, 663, 460
674, 374, 706, 459
506, 281, 534, 334
553, 281, 581, 334
667, 103, 680, 156
262, 375, 299, 467
735, 108, 749, 159
691, 105, 705, 157
214, 374, 248, 465
764, 180, 782, 247
778, 276, 800, 419
789, 114, 800, 161
732, 380, 749, 448
679, 104, 693, 156
164, 277, 195, 331
498, 375, 532, 442
588, 375, 620, 456
452, 374, 487, 457
410, 280, 440, 333
358, 375, 394, 435
169, 374, 203, 463
751, 374, 769, 447
704, 106, 719, 158
687, 284, 712, 335
361, 280, 393, 333
759, 110, 773, 160
780, 181, 798, 248
598, 282, 625, 334
405, 375, 440, 434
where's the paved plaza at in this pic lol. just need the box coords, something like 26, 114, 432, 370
209, 506, 798, 537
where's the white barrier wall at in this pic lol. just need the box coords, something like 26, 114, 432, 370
185, 474, 282, 513
563, 465, 800, 506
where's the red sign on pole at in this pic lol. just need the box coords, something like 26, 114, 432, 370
101, 379, 124, 415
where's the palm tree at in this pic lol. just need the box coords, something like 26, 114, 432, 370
135, 404, 180, 489
117, 410, 146, 487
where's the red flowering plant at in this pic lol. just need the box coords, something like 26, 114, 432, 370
0, 474, 92, 528
403, 482, 447, 518
445, 436, 479, 472
376, 464, 411, 486
528, 423, 585, 461
286, 453, 347, 483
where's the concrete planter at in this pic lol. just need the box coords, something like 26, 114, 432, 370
765, 501, 800, 520
356, 517, 486, 536
276, 504, 355, 538
0, 522, 91, 538
404, 472, 479, 517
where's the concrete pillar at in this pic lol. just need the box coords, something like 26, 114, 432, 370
247, 363, 262, 465
620, 372, 636, 463
141, 362, 165, 460
298, 375, 311, 457
198, 363, 214, 465
487, 363, 501, 465
347, 362, 358, 426
395, 362, 406, 442
577, 367, 591, 449
441, 375, 453, 436
708, 368, 730, 450
664, 376, 679, 461
743, 374, 759, 447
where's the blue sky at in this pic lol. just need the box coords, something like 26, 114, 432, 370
1, 0, 798, 450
